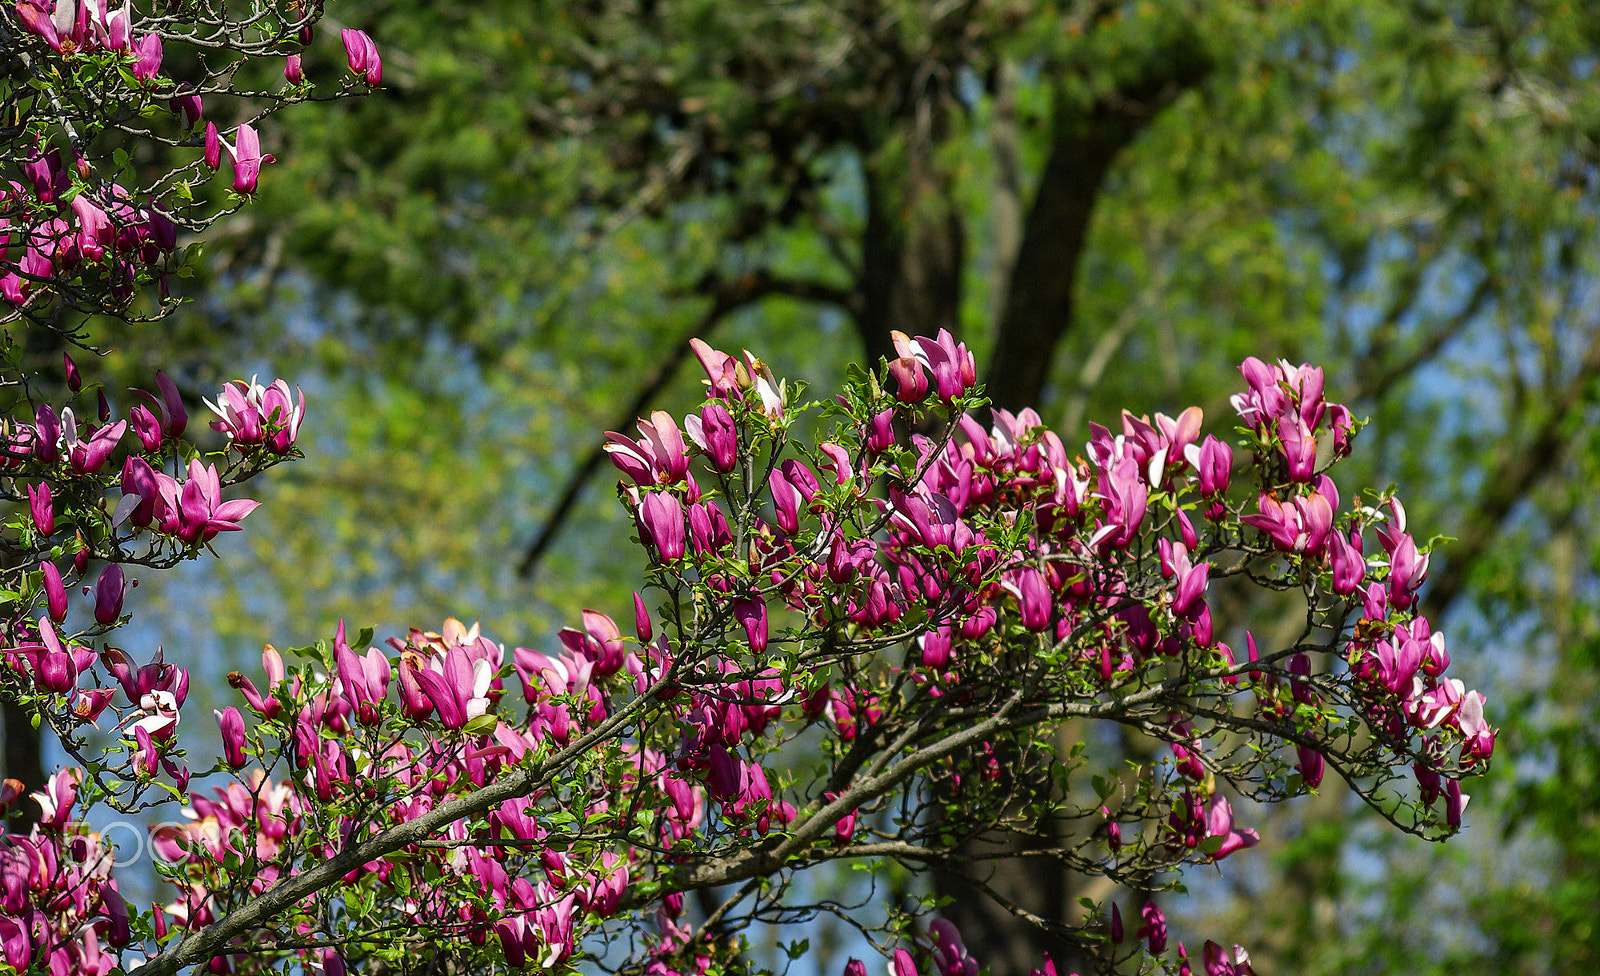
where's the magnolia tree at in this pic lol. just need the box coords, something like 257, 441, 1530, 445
0, 327, 1496, 976
1, 0, 381, 328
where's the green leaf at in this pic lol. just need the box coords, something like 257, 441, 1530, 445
462, 713, 499, 736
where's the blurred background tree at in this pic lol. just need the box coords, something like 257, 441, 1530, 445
88, 0, 1600, 972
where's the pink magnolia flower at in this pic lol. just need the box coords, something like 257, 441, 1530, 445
93, 563, 125, 624
866, 407, 896, 453
336, 626, 392, 725
769, 466, 804, 534
605, 410, 689, 485
891, 329, 977, 401
60, 410, 125, 474
71, 194, 112, 262
27, 481, 53, 537
1296, 742, 1325, 789
684, 401, 738, 471
1276, 414, 1318, 482
743, 352, 787, 420
395, 652, 433, 721
33, 768, 81, 831
927, 918, 978, 976
893, 948, 921, 976
203, 122, 222, 171
225, 123, 275, 194
341, 28, 382, 86
1095, 457, 1148, 548
414, 646, 493, 729
633, 591, 653, 643
1202, 941, 1256, 976
129, 403, 163, 451
1185, 434, 1232, 497
156, 458, 261, 544
130, 32, 162, 82
1386, 533, 1429, 610
557, 609, 628, 678
888, 355, 928, 402
1002, 566, 1052, 632
205, 377, 305, 452
920, 626, 953, 669
581, 851, 629, 915
1159, 540, 1211, 617
1141, 902, 1168, 954
532, 883, 577, 964
16, 0, 62, 48
1204, 795, 1260, 860
170, 87, 203, 128
132, 370, 188, 440
1445, 777, 1468, 829
114, 454, 159, 528
40, 559, 67, 622
1328, 526, 1364, 594
732, 595, 768, 653
637, 491, 686, 561
1456, 690, 1496, 763
689, 338, 742, 399
215, 706, 247, 768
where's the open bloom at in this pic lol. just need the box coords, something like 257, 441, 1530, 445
891, 329, 977, 401
131, 32, 163, 82
414, 646, 493, 729
604, 410, 688, 485
205, 377, 304, 453
156, 459, 261, 544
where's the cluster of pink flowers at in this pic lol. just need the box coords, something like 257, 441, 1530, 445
0, 772, 132, 976
6, 0, 382, 318
0, 159, 177, 306
2, 367, 296, 709
0, 334, 1498, 974
0, 352, 316, 970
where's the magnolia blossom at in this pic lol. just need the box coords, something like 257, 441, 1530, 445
222, 123, 275, 195
342, 28, 382, 86
205, 377, 305, 453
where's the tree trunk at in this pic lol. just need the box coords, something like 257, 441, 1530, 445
932, 44, 1214, 976
985, 47, 1214, 414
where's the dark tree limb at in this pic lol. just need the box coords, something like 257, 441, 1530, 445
983, 42, 1214, 413
1348, 276, 1491, 403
